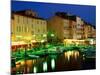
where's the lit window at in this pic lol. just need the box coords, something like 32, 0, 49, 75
44, 21, 45, 24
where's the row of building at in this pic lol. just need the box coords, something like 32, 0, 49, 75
11, 10, 96, 49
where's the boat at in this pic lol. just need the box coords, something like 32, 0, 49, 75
28, 54, 40, 58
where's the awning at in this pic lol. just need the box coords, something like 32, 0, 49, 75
11, 41, 27, 46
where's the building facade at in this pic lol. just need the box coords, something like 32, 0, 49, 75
11, 10, 47, 46
48, 12, 96, 44
84, 22, 96, 38
48, 12, 80, 42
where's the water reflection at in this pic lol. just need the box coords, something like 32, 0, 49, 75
33, 66, 37, 73
12, 50, 95, 74
43, 61, 48, 72
64, 50, 80, 61
51, 58, 55, 70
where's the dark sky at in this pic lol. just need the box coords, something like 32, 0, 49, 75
11, 1, 96, 26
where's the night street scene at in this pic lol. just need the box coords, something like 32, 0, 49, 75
11, 1, 96, 74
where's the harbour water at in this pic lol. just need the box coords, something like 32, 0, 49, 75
11, 50, 95, 74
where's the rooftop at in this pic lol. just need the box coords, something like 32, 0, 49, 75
11, 9, 46, 20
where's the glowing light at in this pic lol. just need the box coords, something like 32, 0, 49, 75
31, 40, 36, 43
33, 35, 36, 37
90, 39, 94, 45
74, 52, 78, 60
43, 61, 47, 72
67, 54, 70, 61
64, 52, 67, 59
43, 34, 47, 37
27, 67, 30, 72
77, 51, 79, 56
17, 72, 20, 74
34, 66, 37, 73
21, 61, 25, 65
63, 39, 85, 45
51, 34, 54, 37
51, 58, 55, 70
41, 40, 45, 43
83, 54, 85, 57
16, 64, 20, 70
16, 35, 22, 38
24, 36, 32, 40
71, 51, 74, 56
26, 60, 33, 66
12, 41, 26, 45
67, 51, 72, 56
64, 51, 72, 61
83, 57, 85, 60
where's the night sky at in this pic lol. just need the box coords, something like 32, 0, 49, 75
11, 1, 96, 26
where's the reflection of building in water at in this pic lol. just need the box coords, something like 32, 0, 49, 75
15, 59, 37, 73
33, 66, 37, 73
74, 51, 79, 60
51, 58, 55, 70
64, 51, 80, 61
43, 61, 48, 72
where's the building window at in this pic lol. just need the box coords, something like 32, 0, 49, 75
26, 18, 28, 24
24, 27, 27, 32
27, 28, 28, 32
28, 18, 32, 23
43, 29, 45, 33
23, 17, 25, 24
17, 16, 19, 23
23, 17, 24, 24
32, 24, 34, 28
19, 26, 21, 32
20, 16, 23, 23
16, 26, 21, 32
17, 26, 19, 32
24, 17, 28, 24
33, 19, 35, 23
37, 20, 38, 24
31, 31, 34, 35
22, 26, 23, 32
32, 24, 33, 28
41, 21, 43, 24
38, 29, 40, 32
43, 21, 45, 24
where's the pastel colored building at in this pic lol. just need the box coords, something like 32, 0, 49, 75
11, 10, 47, 50
48, 12, 96, 45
